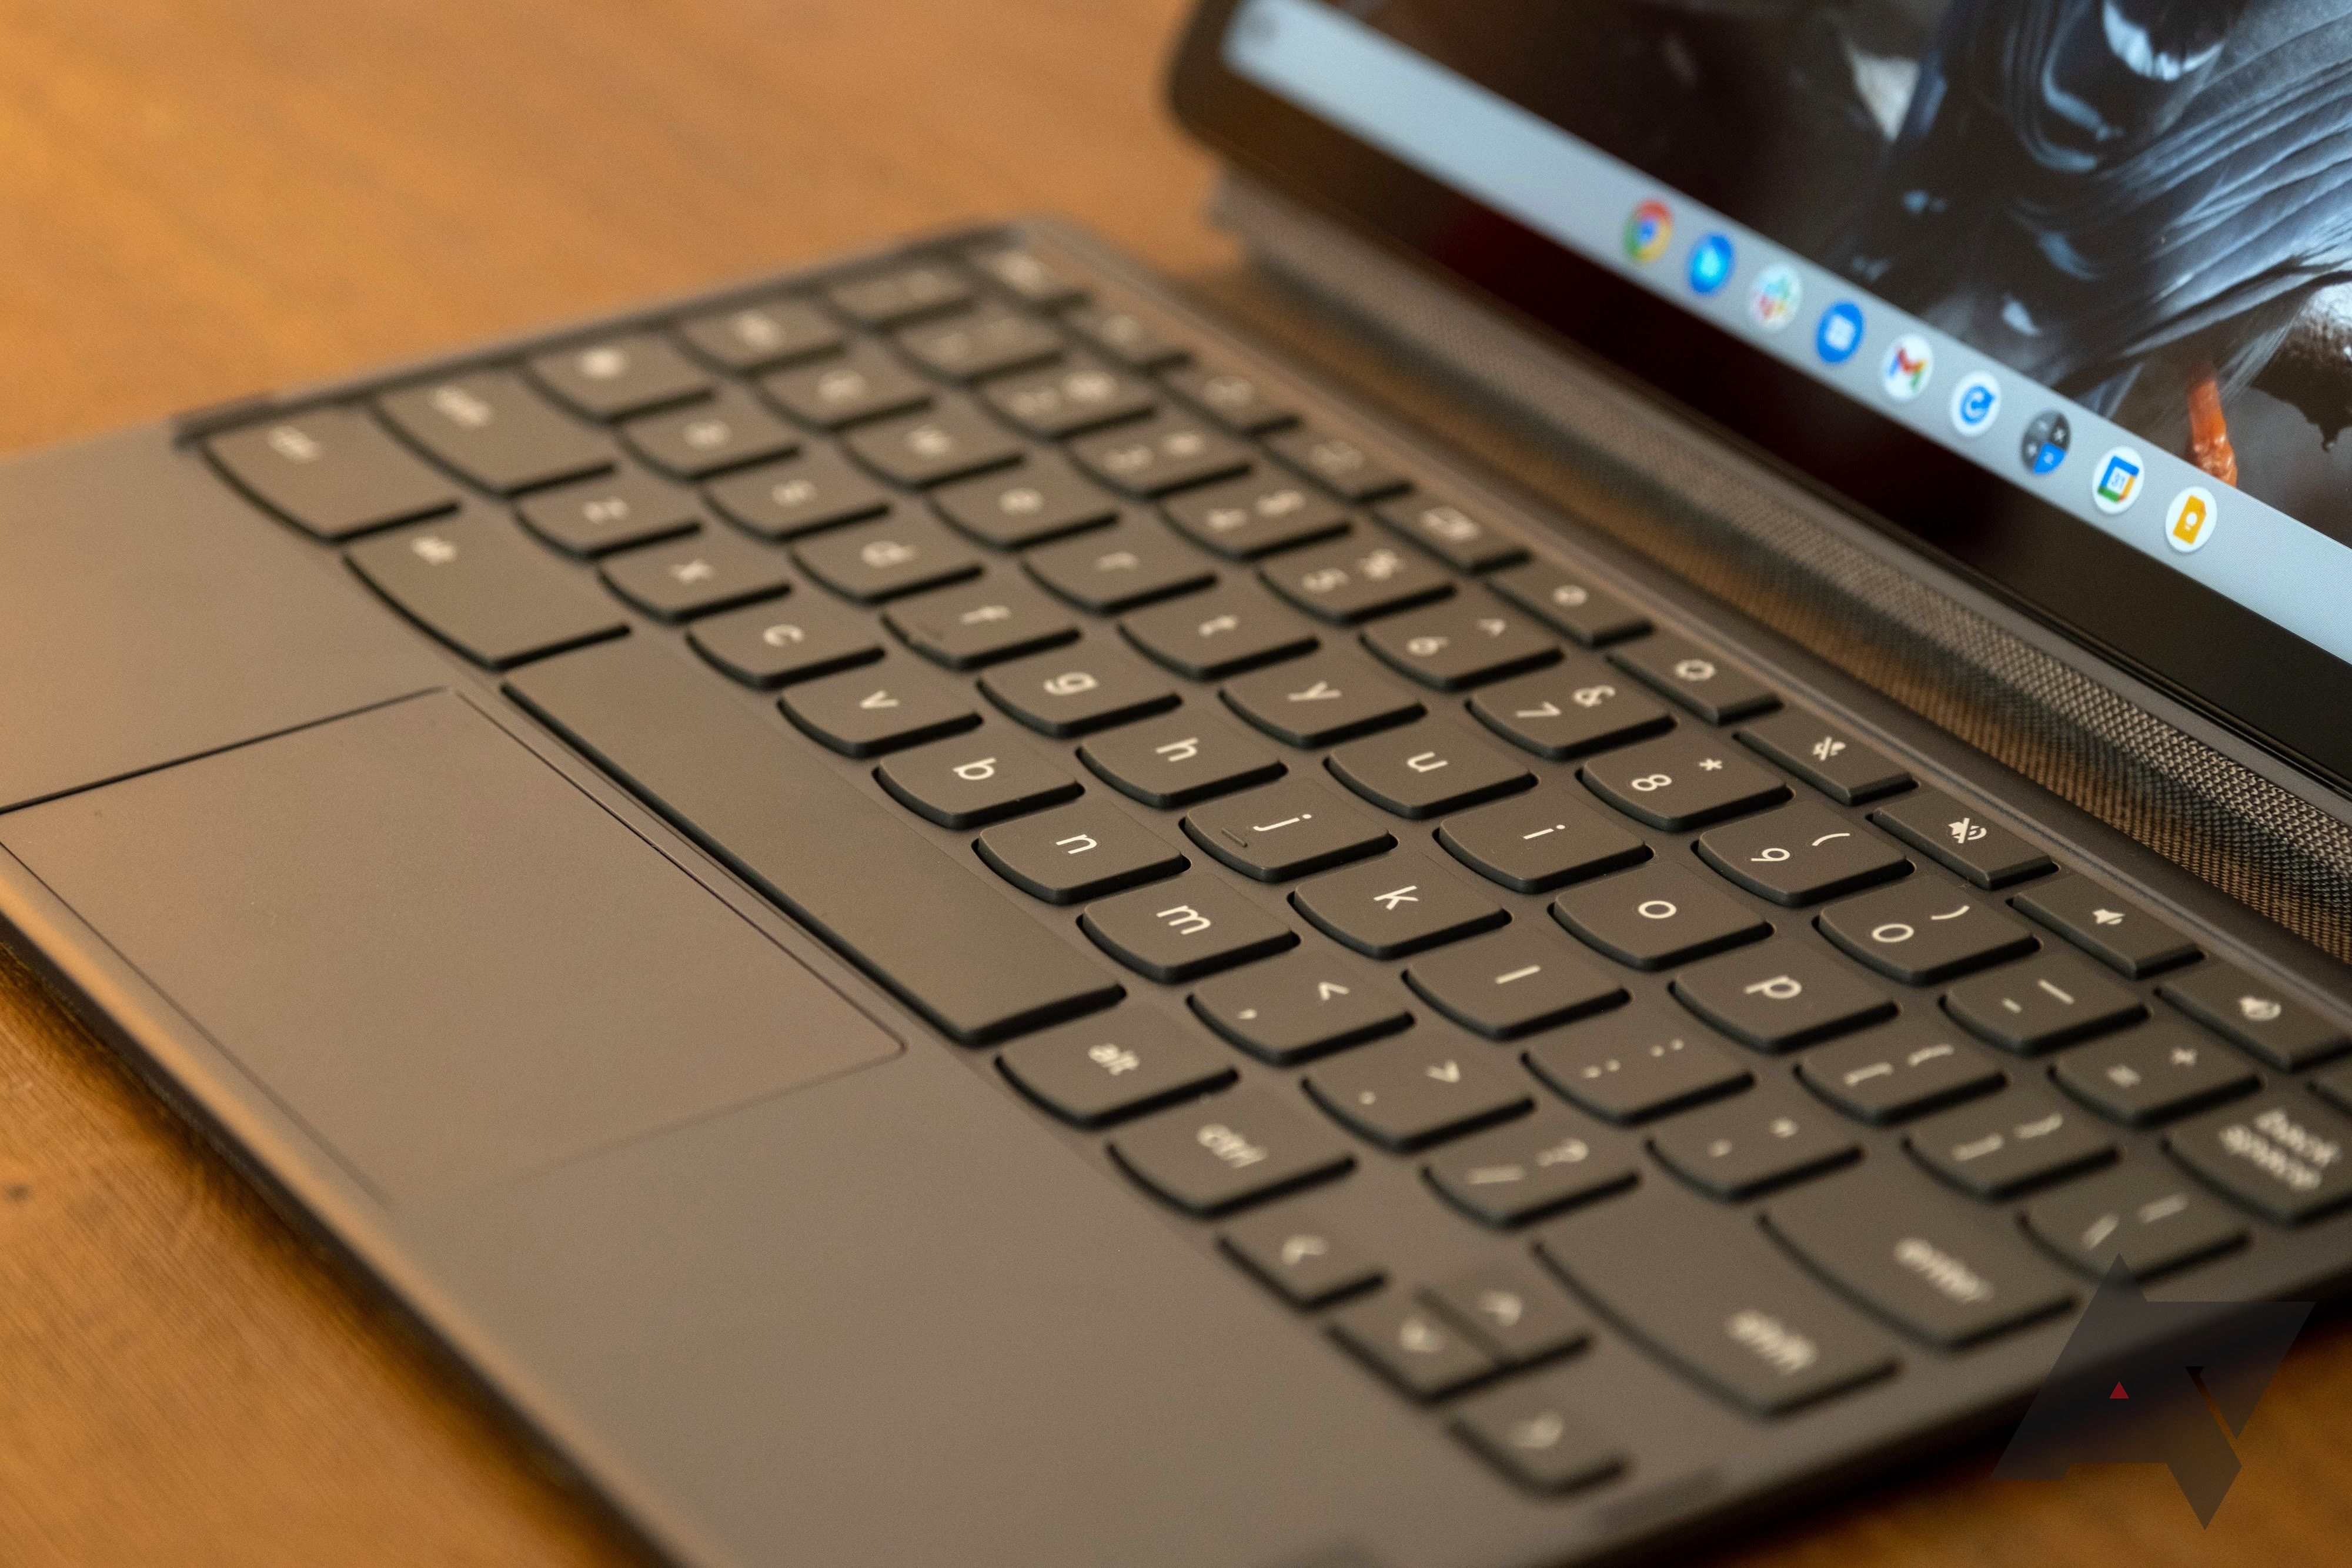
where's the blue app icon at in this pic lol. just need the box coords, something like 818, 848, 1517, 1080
1688, 233, 1735, 296
1816, 302, 1865, 365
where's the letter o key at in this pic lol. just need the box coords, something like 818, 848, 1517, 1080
1636, 899, 1678, 921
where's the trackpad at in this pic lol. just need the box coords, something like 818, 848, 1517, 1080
1, 690, 901, 1206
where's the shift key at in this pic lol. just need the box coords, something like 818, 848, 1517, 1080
1537, 1192, 1899, 1416
348, 513, 626, 668
506, 637, 1124, 1044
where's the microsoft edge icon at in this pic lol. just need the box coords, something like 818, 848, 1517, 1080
1816, 302, 1864, 365
1689, 233, 1735, 296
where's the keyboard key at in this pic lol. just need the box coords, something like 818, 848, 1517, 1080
1291, 852, 1509, 959
2053, 1021, 2259, 1126
1190, 950, 1411, 1065
1816, 881, 2038, 985
1111, 1086, 1355, 1216
505, 636, 1122, 1044
1608, 634, 1779, 724
1651, 1091, 1860, 1199
676, 296, 843, 372
209, 408, 456, 540
1490, 563, 1649, 647
1737, 710, 1913, 805
979, 641, 1182, 737
1328, 1296, 1500, 1401
2023, 1162, 2247, 1279
1467, 661, 1673, 760
1164, 361, 1295, 434
621, 385, 800, 479
1538, 1198, 1899, 1415
527, 332, 710, 420
795, 515, 982, 603
1797, 1021, 2006, 1125
1069, 412, 1251, 497
1552, 864, 1771, 971
1427, 1118, 1635, 1226
965, 243, 1086, 307
975, 798, 1188, 904
1765, 1173, 2075, 1347
930, 453, 1122, 549
1221, 654, 1425, 747
1580, 733, 1788, 831
980, 356, 1157, 438
1025, 519, 1218, 613
704, 449, 893, 540
1121, 584, 1318, 680
348, 514, 626, 668
1220, 1208, 1383, 1307
894, 304, 1063, 382
1064, 302, 1188, 369
1695, 803, 1910, 906
1325, 718, 1534, 820
2316, 1062, 2352, 1115
2166, 1094, 2352, 1223
517, 468, 700, 557
843, 399, 1025, 488
1375, 494, 1526, 573
2010, 875, 2198, 979
1669, 943, 1895, 1052
884, 577, 1078, 670
1183, 778, 1394, 881
1524, 1007, 1753, 1124
1945, 952, 2144, 1054
874, 730, 1081, 829
1907, 1086, 2114, 1198
826, 263, 970, 326
1161, 472, 1349, 560
1435, 787, 1648, 894
996, 1009, 1233, 1128
779, 656, 980, 757
1080, 874, 1297, 981
1263, 538, 1454, 625
1424, 1259, 1593, 1363
1304, 1032, 1532, 1149
1407, 927, 1623, 1038
759, 342, 934, 429
1872, 790, 2054, 889
1361, 600, 1559, 691
1079, 716, 1285, 808
687, 596, 881, 688
1450, 1375, 1625, 1495
599, 531, 793, 622
1266, 424, 1409, 502
2159, 963, 2351, 1071
379, 372, 613, 495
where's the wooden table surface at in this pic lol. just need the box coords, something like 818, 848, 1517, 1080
1, 2, 2347, 1563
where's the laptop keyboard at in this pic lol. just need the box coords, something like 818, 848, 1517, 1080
201, 232, 2352, 1500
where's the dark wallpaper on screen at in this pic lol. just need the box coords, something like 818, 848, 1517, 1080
1354, 0, 2352, 546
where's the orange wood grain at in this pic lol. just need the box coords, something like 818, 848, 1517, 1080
0, 2, 2344, 1564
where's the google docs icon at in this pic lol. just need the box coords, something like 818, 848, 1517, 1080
1816, 302, 1863, 365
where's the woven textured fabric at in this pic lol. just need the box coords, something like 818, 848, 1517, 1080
1191, 177, 2352, 961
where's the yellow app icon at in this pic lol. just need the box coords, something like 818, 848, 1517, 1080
2164, 486, 2217, 554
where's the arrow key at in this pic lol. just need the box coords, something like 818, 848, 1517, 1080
1423, 1258, 1594, 1362
1221, 1208, 1384, 1307
779, 656, 980, 757
1305, 1031, 1534, 1149
1424, 1115, 1638, 1226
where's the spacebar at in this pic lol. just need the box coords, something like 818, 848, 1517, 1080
505, 637, 1124, 1044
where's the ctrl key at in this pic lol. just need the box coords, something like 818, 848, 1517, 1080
1110, 1086, 1354, 1216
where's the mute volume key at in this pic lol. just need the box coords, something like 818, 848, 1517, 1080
1872, 788, 2053, 889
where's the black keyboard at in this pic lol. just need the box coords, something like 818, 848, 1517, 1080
199, 228, 2352, 1503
